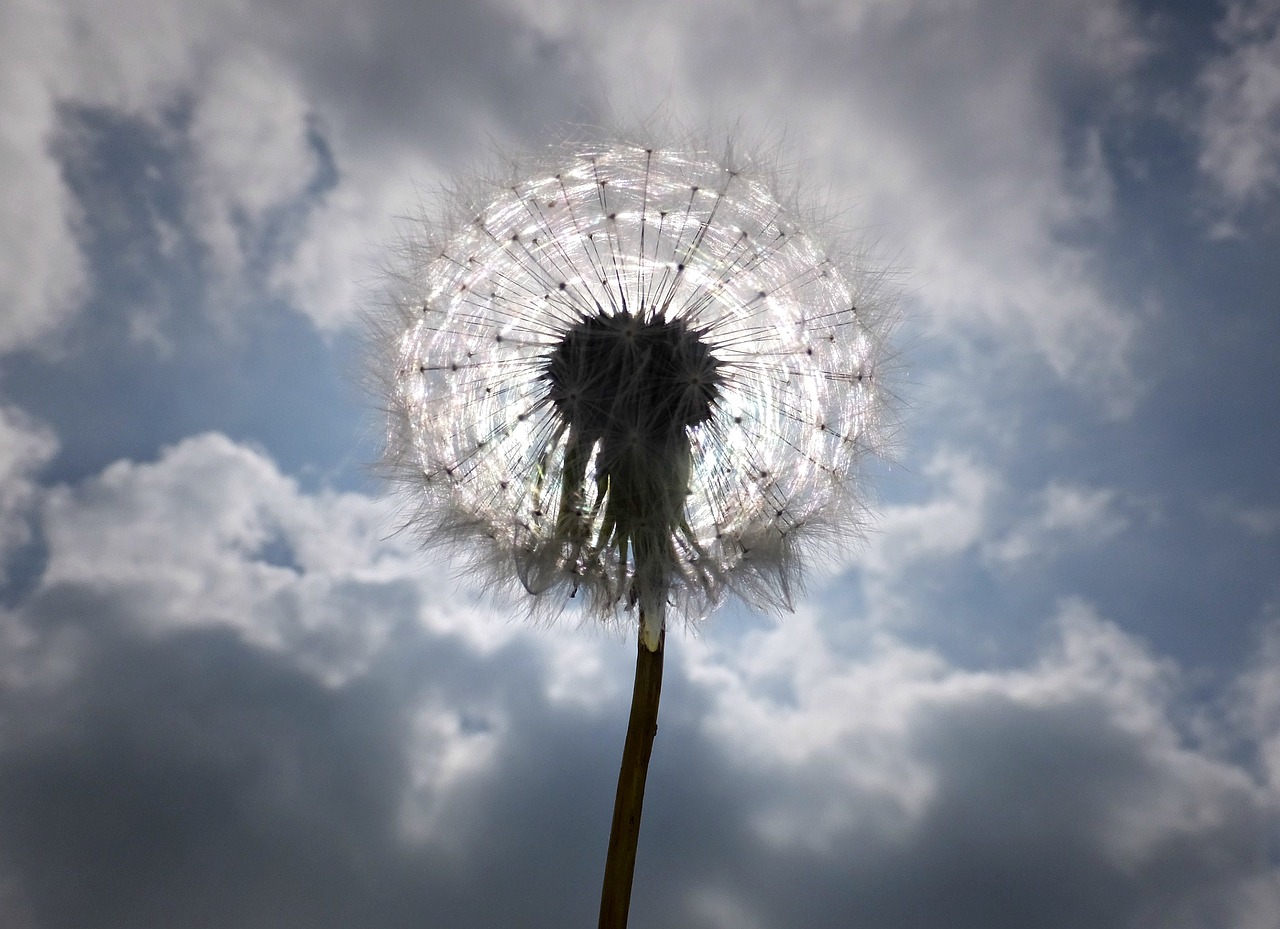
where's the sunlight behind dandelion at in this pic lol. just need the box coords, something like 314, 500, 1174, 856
382, 140, 896, 639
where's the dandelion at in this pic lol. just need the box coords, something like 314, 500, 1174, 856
375, 134, 897, 928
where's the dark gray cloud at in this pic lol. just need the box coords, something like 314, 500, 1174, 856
2, 584, 1272, 928
0, 437, 1274, 929
0, 586, 577, 929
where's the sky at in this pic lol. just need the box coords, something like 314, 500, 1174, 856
1, 0, 1279, 926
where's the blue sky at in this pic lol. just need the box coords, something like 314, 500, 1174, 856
2, 0, 1279, 926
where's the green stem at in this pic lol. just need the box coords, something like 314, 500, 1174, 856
597, 620, 665, 929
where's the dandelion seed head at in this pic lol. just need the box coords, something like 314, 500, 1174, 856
376, 136, 898, 641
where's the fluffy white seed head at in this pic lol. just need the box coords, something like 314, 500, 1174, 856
374, 135, 898, 640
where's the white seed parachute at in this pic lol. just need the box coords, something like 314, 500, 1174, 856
377, 137, 897, 645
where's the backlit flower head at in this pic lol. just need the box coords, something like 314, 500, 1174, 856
376, 135, 897, 647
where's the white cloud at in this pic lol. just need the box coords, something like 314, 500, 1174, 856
185, 53, 320, 288
8, 432, 581, 864
269, 152, 427, 331
687, 609, 947, 847
1231, 608, 1280, 792
988, 480, 1131, 564
0, 0, 222, 351
0, 0, 343, 349
2, 432, 627, 879
0, 6, 86, 353
23, 428, 628, 695
497, 0, 1150, 411
867, 449, 997, 571
35, 432, 525, 685
43, 0, 242, 113
852, 451, 1141, 593
4, 0, 1153, 396
0, 0, 570, 349
1196, 0, 1280, 204
0, 406, 58, 581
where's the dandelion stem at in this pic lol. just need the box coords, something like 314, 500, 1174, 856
598, 618, 665, 929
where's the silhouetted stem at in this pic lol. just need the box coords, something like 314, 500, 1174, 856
597, 620, 665, 929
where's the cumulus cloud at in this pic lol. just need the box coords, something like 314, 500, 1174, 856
1, 0, 271, 353
34, 432, 528, 684
0, 433, 625, 927
499, 0, 1151, 410
184, 53, 322, 291
6, 0, 1156, 418
0, 7, 86, 353
679, 597, 1278, 928
2, 434, 1277, 928
268, 152, 423, 332
1231, 611, 1280, 790
868, 449, 997, 571
0, 407, 58, 583
0, 0, 343, 347
3, 3, 1277, 926
0, 0, 602, 351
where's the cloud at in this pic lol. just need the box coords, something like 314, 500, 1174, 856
268, 152, 424, 332
858, 449, 1144, 585
500, 0, 1151, 411
34, 432, 529, 685
3, 4, 1277, 927
988, 481, 1132, 565
869, 449, 997, 571
2, 434, 1277, 928
818, 448, 999, 635
0, 407, 58, 584
0, 0, 382, 347
1231, 610, 1280, 791
0, 433, 628, 928
0, 8, 87, 353
0, 0, 609, 351
183, 53, 323, 294
1, 0, 280, 353
1195, 0, 1280, 205
678, 598, 1278, 928
7, 0, 1155, 419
